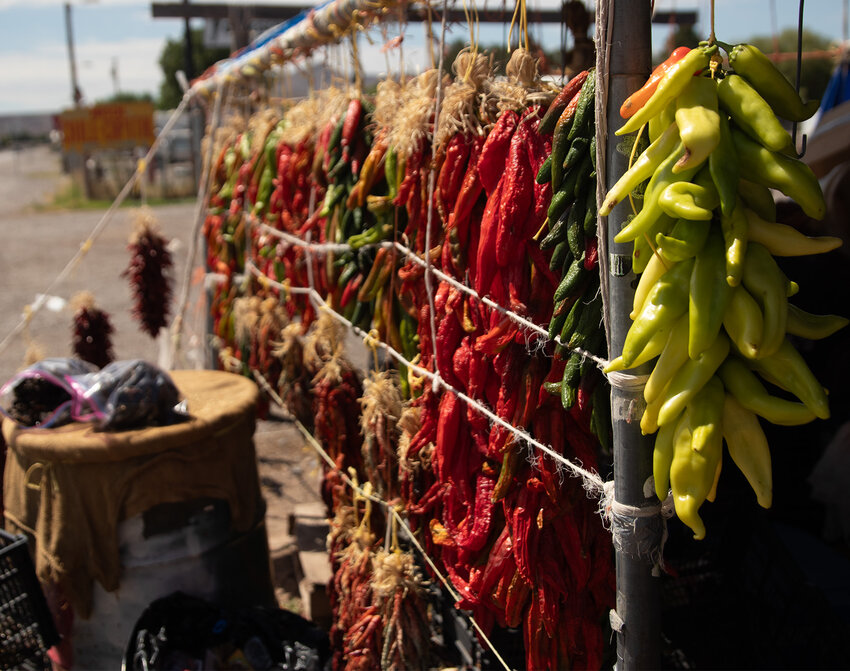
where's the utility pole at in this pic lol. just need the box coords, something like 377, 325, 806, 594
183, 0, 194, 80
111, 56, 120, 95
65, 2, 83, 106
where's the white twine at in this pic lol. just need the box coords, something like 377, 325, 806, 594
599, 479, 675, 572
605, 370, 650, 391
254, 219, 610, 373
302, 283, 608, 495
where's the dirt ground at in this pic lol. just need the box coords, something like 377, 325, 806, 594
0, 144, 333, 620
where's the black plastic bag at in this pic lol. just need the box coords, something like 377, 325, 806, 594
0, 357, 98, 427
84, 359, 189, 431
122, 591, 331, 671
0, 358, 189, 431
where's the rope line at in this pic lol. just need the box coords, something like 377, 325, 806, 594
243, 259, 608, 495
253, 219, 609, 371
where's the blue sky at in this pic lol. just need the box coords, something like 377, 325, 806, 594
0, 0, 846, 115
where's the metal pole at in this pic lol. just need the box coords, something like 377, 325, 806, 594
596, 2, 662, 669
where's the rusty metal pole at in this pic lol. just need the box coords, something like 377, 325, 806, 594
596, 2, 663, 669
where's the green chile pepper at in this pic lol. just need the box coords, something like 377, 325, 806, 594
731, 127, 825, 220
645, 313, 690, 404
737, 178, 776, 222
631, 229, 653, 276
604, 319, 672, 373
741, 242, 788, 358
669, 377, 724, 540
751, 338, 830, 419
717, 73, 792, 152
653, 417, 679, 501
728, 43, 820, 122
673, 75, 721, 173
252, 163, 274, 215
786, 304, 849, 340
648, 101, 676, 143
620, 257, 694, 368
689, 228, 732, 358
617, 45, 716, 136
722, 284, 764, 360
709, 112, 740, 217
686, 375, 726, 456
614, 142, 700, 243
567, 69, 596, 142
632, 251, 670, 319
744, 208, 843, 256
632, 213, 674, 274
600, 122, 679, 216
720, 197, 749, 287
655, 332, 729, 428
721, 394, 773, 509
719, 356, 817, 426
658, 181, 719, 221
656, 218, 711, 263
384, 146, 399, 199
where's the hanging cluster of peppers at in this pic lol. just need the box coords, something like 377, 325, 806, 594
202, 44, 615, 670
604, 41, 844, 540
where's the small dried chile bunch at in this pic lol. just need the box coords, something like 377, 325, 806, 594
71, 291, 115, 368
123, 210, 174, 338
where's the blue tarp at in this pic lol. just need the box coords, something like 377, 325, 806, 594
819, 56, 850, 118
220, 0, 335, 71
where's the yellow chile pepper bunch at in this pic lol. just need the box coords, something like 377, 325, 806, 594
601, 42, 848, 540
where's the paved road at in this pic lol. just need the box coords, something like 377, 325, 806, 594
0, 145, 202, 386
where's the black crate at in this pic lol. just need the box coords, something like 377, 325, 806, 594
0, 529, 59, 671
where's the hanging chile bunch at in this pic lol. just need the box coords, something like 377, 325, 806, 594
70, 291, 115, 368
123, 209, 174, 338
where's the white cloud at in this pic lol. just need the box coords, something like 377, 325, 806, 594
0, 35, 166, 113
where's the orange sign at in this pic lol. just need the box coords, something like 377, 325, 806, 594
60, 102, 155, 152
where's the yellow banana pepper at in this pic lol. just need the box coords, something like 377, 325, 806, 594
744, 209, 843, 257
722, 285, 764, 360
718, 356, 817, 426
741, 242, 787, 357
722, 393, 772, 508
673, 75, 721, 173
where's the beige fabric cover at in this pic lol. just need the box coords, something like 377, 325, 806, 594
2, 370, 263, 618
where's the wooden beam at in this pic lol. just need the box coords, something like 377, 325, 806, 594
152, 2, 306, 21
651, 10, 698, 26
152, 2, 566, 24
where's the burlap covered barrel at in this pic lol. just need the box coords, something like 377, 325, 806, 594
2, 369, 275, 665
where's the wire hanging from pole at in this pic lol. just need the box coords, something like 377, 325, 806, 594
792, 0, 808, 157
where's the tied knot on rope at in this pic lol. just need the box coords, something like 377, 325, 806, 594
600, 480, 673, 571
363, 328, 381, 361
604, 370, 650, 392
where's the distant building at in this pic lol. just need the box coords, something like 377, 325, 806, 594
0, 114, 55, 143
